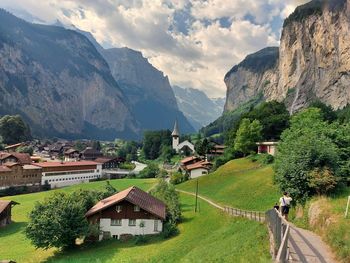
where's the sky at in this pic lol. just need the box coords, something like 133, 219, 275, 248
0, 0, 309, 98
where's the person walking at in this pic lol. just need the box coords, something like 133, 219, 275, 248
279, 192, 292, 221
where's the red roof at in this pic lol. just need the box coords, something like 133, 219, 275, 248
0, 152, 32, 165
0, 166, 11, 173
86, 186, 166, 220
33, 161, 99, 168
180, 156, 200, 165
186, 161, 212, 171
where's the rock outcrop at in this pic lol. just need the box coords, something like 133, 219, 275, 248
224, 0, 350, 113
0, 9, 138, 139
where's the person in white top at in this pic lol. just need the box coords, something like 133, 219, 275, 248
279, 192, 292, 220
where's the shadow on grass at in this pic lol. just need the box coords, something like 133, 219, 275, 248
0, 221, 26, 237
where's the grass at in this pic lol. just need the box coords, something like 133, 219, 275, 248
177, 158, 280, 211
0, 178, 271, 262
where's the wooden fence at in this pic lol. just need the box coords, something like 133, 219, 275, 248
224, 206, 265, 222
265, 208, 291, 263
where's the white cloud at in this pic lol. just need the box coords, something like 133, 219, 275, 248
0, 0, 306, 97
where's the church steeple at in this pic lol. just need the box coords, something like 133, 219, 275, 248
171, 120, 179, 137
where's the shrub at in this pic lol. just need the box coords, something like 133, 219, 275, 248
170, 172, 189, 185
161, 222, 179, 239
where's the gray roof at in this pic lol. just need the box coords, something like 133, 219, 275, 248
171, 120, 180, 137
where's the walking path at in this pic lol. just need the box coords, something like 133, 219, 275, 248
177, 189, 338, 263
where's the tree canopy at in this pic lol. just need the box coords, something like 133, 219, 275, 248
274, 108, 349, 203
25, 183, 117, 249
0, 115, 31, 145
234, 118, 263, 155
142, 130, 171, 160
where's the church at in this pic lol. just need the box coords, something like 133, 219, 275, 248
171, 121, 195, 154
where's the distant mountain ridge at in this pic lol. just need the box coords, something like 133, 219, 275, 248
0, 10, 195, 139
172, 86, 224, 130
0, 9, 138, 140
74, 29, 195, 134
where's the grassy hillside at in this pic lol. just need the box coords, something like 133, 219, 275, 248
177, 158, 280, 211
0, 178, 270, 262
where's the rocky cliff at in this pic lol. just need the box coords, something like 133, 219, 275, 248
224, 0, 350, 113
77, 30, 195, 133
0, 9, 138, 139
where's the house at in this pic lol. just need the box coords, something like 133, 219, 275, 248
64, 148, 80, 162
185, 161, 212, 179
208, 144, 227, 157
33, 161, 102, 188
81, 147, 103, 161
0, 152, 32, 165
0, 163, 42, 189
94, 157, 123, 170
4, 143, 25, 152
171, 121, 195, 154
0, 200, 19, 227
86, 186, 166, 240
180, 156, 202, 167
257, 142, 278, 156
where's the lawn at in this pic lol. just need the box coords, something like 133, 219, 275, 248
177, 158, 280, 211
0, 178, 271, 263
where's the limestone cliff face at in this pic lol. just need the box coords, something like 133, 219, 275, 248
224, 47, 279, 112
224, 0, 350, 113
0, 9, 138, 139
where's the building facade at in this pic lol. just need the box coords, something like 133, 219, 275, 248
0, 164, 42, 189
86, 186, 166, 240
257, 142, 278, 156
34, 161, 102, 188
0, 200, 18, 227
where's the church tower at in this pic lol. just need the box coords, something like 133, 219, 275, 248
171, 120, 180, 151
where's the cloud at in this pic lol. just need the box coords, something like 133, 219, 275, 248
0, 0, 306, 97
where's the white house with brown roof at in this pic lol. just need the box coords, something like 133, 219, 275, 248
34, 161, 102, 188
185, 161, 212, 179
86, 186, 166, 240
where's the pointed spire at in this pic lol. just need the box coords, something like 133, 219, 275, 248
171, 120, 180, 137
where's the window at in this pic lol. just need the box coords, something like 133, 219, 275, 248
111, 219, 122, 226
134, 205, 140, 212
112, 235, 118, 239
129, 219, 136, 226
116, 205, 122, 212
154, 220, 159, 232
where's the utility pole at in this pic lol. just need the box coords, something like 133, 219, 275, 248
195, 178, 199, 212
345, 196, 350, 218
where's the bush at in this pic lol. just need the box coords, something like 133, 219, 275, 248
170, 172, 189, 185
138, 163, 159, 178
161, 222, 179, 239
260, 154, 274, 164
134, 235, 147, 245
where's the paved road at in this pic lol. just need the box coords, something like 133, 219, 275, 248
131, 161, 147, 174
288, 226, 338, 263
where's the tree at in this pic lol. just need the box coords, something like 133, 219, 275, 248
310, 100, 337, 122
26, 192, 89, 249
92, 141, 102, 151
138, 163, 160, 178
234, 119, 263, 155
274, 108, 341, 203
16, 146, 34, 155
308, 168, 337, 195
142, 130, 171, 160
149, 179, 181, 223
241, 101, 290, 140
0, 115, 31, 145
25, 183, 117, 249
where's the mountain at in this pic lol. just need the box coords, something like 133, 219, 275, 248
0, 9, 138, 140
224, 0, 350, 113
172, 86, 224, 130
76, 29, 195, 134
